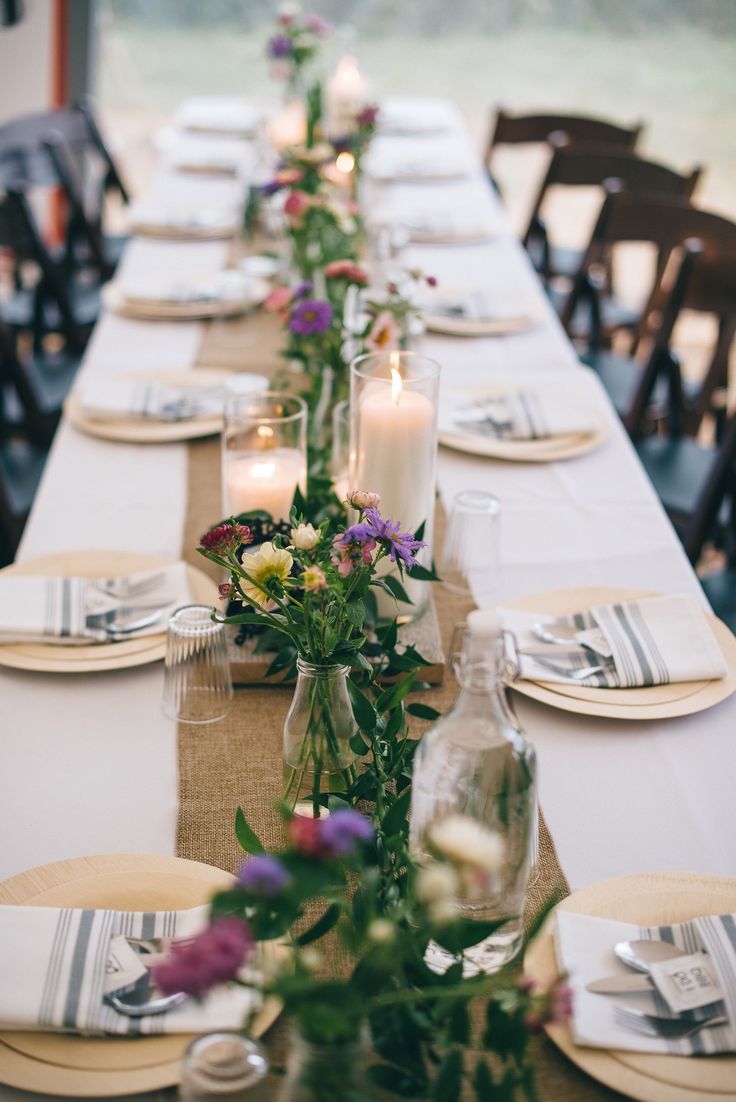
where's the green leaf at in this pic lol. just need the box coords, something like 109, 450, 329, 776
433, 916, 512, 954
448, 1001, 470, 1045
295, 903, 341, 946
376, 674, 416, 714
407, 702, 441, 721
234, 806, 265, 854
473, 1060, 495, 1099
379, 617, 398, 651
347, 678, 377, 732
350, 731, 369, 755
432, 1049, 463, 1102
382, 788, 411, 836
369, 1064, 426, 1097
407, 562, 440, 582
380, 575, 412, 604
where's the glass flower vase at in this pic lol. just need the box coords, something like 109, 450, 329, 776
281, 1027, 372, 1102
282, 660, 359, 813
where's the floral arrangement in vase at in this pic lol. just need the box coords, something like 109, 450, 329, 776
266, 3, 331, 94
198, 492, 425, 812
152, 800, 570, 1101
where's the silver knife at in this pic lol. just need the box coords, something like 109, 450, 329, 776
586, 973, 654, 994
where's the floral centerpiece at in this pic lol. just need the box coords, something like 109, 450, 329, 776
198, 492, 425, 812
153, 802, 570, 1101
266, 3, 331, 95
332, 102, 380, 179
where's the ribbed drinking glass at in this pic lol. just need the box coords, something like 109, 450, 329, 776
163, 605, 233, 724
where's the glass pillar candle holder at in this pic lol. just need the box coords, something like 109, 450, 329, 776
221, 392, 307, 522
350, 351, 440, 622
330, 398, 351, 505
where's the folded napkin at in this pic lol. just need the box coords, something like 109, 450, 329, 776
378, 97, 460, 134
128, 204, 239, 234
439, 388, 598, 441
176, 96, 260, 135
402, 214, 496, 243
367, 157, 471, 182
80, 380, 225, 423
0, 562, 193, 645
555, 909, 736, 1055
119, 270, 251, 308
0, 903, 259, 1036
502, 593, 728, 688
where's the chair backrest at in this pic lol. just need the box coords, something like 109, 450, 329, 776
682, 405, 736, 564
523, 143, 702, 249
485, 108, 642, 169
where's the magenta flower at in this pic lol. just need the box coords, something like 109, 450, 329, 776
218, 581, 235, 601
200, 522, 252, 556
357, 104, 379, 128
363, 508, 425, 568
238, 855, 291, 897
305, 13, 331, 35
268, 34, 294, 59
151, 917, 253, 998
289, 299, 334, 335
331, 531, 376, 577
319, 809, 374, 856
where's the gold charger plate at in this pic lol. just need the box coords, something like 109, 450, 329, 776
439, 386, 609, 463
65, 368, 233, 444
0, 550, 217, 674
102, 277, 269, 321
0, 853, 281, 1097
425, 312, 537, 337
524, 872, 736, 1102
504, 586, 736, 720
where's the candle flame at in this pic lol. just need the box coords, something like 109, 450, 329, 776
257, 425, 275, 447
252, 460, 276, 480
335, 151, 355, 174
391, 366, 402, 406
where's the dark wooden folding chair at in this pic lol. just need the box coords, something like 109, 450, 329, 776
0, 164, 100, 354
564, 190, 736, 433
0, 101, 130, 276
0, 390, 47, 566
484, 109, 642, 175
0, 316, 80, 448
524, 140, 702, 297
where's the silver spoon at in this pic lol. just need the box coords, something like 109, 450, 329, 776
520, 652, 604, 680
614, 939, 684, 974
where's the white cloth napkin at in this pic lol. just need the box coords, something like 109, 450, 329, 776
366, 153, 473, 182
80, 379, 225, 422
0, 903, 259, 1036
440, 387, 598, 441
555, 909, 736, 1055
401, 213, 497, 243
0, 562, 193, 644
502, 593, 728, 687
176, 96, 260, 135
378, 96, 461, 134
128, 203, 239, 234
119, 270, 251, 307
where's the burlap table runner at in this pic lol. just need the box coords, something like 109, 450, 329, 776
176, 306, 628, 1099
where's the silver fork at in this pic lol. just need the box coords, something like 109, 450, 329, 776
96, 572, 165, 601
614, 1005, 729, 1040
520, 652, 604, 680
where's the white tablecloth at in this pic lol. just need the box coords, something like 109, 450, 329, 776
0, 97, 734, 1100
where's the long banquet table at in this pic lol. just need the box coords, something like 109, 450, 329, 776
1, 96, 734, 1100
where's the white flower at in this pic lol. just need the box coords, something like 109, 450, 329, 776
239, 542, 293, 610
415, 862, 459, 905
300, 947, 321, 972
347, 490, 381, 510
428, 814, 505, 875
428, 896, 458, 926
278, 1, 302, 18
368, 919, 395, 944
290, 522, 319, 550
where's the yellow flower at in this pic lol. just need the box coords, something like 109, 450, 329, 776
240, 542, 293, 610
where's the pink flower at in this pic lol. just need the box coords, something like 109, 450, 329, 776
324, 259, 369, 285
426, 275, 438, 288
365, 309, 400, 352
305, 13, 331, 35
550, 982, 573, 1024
303, 565, 327, 591
284, 189, 312, 222
151, 918, 253, 998
347, 489, 381, 510
330, 531, 376, 576
200, 523, 252, 556
357, 104, 379, 128
264, 285, 294, 313
289, 810, 374, 859
289, 815, 327, 857
218, 581, 235, 601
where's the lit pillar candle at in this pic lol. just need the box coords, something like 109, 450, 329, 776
225, 448, 305, 521
327, 56, 367, 135
354, 355, 437, 617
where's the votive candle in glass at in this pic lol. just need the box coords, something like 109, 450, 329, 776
221, 392, 307, 522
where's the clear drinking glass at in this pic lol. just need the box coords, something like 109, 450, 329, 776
221, 391, 307, 521
162, 605, 233, 725
439, 491, 501, 597
180, 1032, 268, 1101
349, 350, 440, 623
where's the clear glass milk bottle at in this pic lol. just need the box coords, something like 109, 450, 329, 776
409, 609, 537, 976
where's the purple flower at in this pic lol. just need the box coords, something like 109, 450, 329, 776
238, 855, 291, 897
288, 298, 334, 335
260, 179, 283, 196
339, 522, 377, 546
363, 508, 426, 568
319, 809, 375, 856
151, 917, 253, 998
293, 280, 313, 299
268, 33, 294, 59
